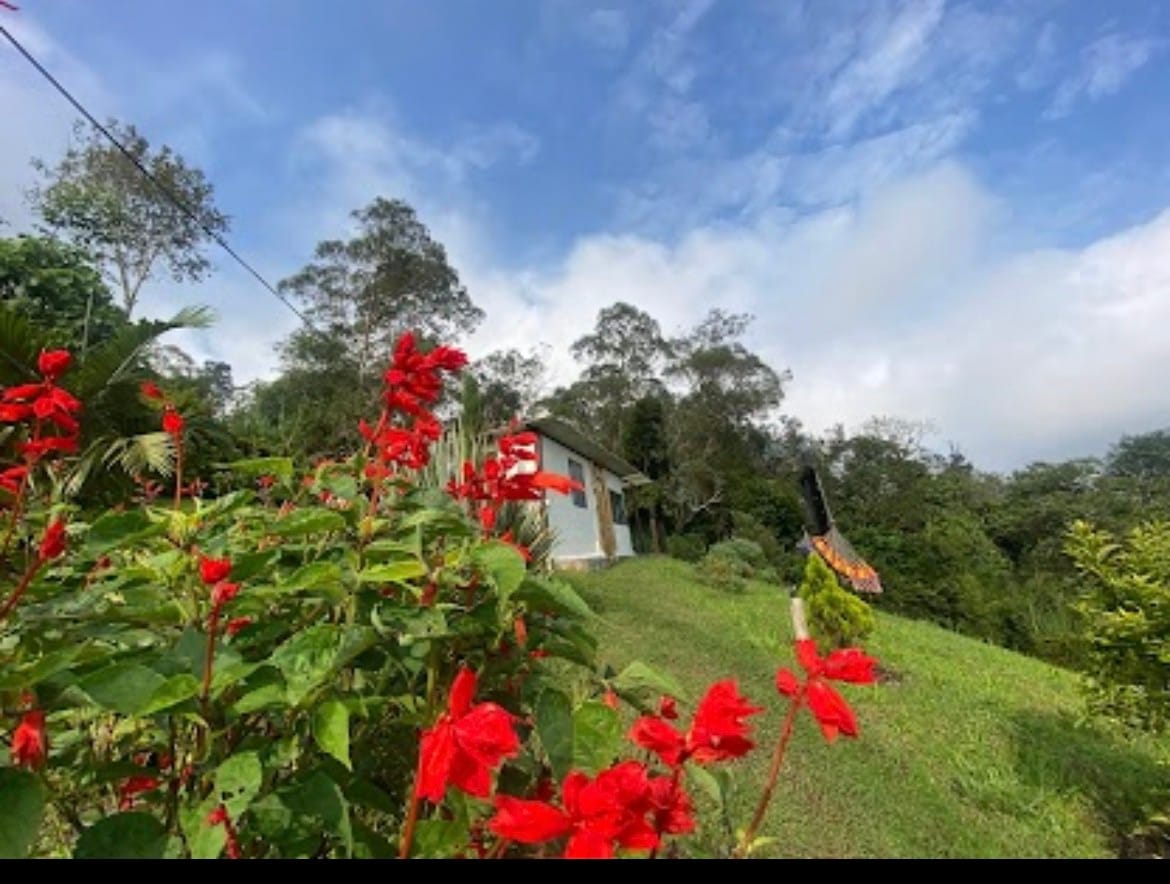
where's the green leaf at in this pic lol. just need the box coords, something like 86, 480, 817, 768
411, 819, 467, 859
0, 645, 86, 691
137, 673, 200, 716
221, 456, 294, 481
84, 509, 161, 553
474, 541, 526, 608
272, 508, 345, 537
180, 795, 227, 859
79, 663, 166, 714
612, 661, 686, 702
0, 769, 45, 858
312, 700, 351, 770
214, 751, 264, 818
227, 549, 280, 583
357, 560, 428, 584
352, 820, 396, 859
535, 688, 574, 780
514, 576, 593, 619
232, 667, 287, 714
687, 764, 731, 811
572, 701, 622, 775
280, 771, 353, 857
270, 625, 376, 706
73, 812, 168, 859
282, 560, 343, 591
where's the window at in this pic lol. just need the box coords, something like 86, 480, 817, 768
568, 458, 587, 508
609, 490, 627, 525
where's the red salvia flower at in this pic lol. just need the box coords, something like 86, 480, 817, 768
630, 680, 762, 767
658, 695, 679, 720
226, 616, 253, 636
162, 407, 184, 436
37, 349, 71, 380
11, 710, 48, 770
416, 666, 520, 802
38, 519, 67, 561
140, 381, 165, 401
647, 774, 695, 836
603, 689, 620, 710
210, 581, 240, 609
775, 639, 878, 743
199, 556, 232, 585
118, 775, 162, 811
488, 761, 661, 859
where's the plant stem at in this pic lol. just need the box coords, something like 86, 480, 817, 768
201, 610, 219, 707
398, 778, 422, 859
0, 557, 43, 623
173, 436, 185, 511
735, 693, 802, 858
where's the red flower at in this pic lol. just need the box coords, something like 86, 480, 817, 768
162, 407, 184, 436
206, 805, 242, 859
513, 616, 528, 648
630, 680, 762, 767
489, 762, 660, 859
603, 689, 620, 710
647, 775, 695, 835
210, 582, 241, 609
18, 435, 78, 458
415, 667, 520, 802
11, 710, 48, 770
199, 556, 232, 585
0, 465, 27, 495
37, 349, 71, 380
0, 403, 31, 422
118, 775, 161, 811
658, 696, 679, 720
140, 381, 165, 401
775, 639, 878, 743
38, 519, 67, 561
257, 474, 276, 489
226, 616, 253, 636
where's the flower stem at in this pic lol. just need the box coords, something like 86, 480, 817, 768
173, 436, 185, 512
735, 693, 802, 858
0, 557, 44, 623
201, 609, 219, 707
398, 779, 422, 859
0, 475, 28, 566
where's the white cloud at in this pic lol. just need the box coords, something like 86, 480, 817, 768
819, 0, 946, 139
1046, 32, 1164, 119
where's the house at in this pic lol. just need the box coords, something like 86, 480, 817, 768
521, 416, 649, 568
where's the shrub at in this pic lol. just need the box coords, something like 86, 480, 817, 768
799, 552, 875, 649
666, 533, 707, 563
730, 510, 786, 565
697, 551, 749, 593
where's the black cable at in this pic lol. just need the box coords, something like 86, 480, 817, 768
0, 23, 321, 333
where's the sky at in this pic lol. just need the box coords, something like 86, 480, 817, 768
2, 0, 1170, 472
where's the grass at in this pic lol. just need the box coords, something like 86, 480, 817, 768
560, 556, 1170, 858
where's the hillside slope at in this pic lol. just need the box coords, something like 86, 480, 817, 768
562, 557, 1170, 858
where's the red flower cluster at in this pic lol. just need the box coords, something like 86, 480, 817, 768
630, 680, 763, 767
10, 709, 48, 770
118, 774, 162, 811
416, 667, 520, 802
361, 331, 467, 475
38, 518, 67, 561
0, 349, 82, 463
447, 430, 583, 535
199, 556, 241, 630
775, 639, 878, 742
488, 760, 694, 858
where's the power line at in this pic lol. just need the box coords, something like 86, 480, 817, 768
0, 22, 320, 333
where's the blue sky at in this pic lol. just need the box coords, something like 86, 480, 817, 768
2, 1, 1170, 470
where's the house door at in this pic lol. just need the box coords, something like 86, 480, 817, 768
590, 463, 617, 560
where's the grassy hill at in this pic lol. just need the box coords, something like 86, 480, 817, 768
560, 557, 1170, 858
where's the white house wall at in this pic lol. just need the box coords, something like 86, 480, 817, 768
539, 434, 634, 562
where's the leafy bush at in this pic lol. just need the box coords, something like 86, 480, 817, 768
1066, 519, 1170, 731
666, 533, 706, 563
697, 551, 749, 593
799, 552, 875, 650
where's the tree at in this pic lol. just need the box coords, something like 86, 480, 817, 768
253, 197, 482, 456
467, 347, 548, 431
279, 197, 482, 382
30, 120, 229, 317
0, 234, 126, 352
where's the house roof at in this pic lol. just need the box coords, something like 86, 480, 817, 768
525, 416, 651, 486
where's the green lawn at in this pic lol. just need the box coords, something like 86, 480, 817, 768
560, 556, 1170, 858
